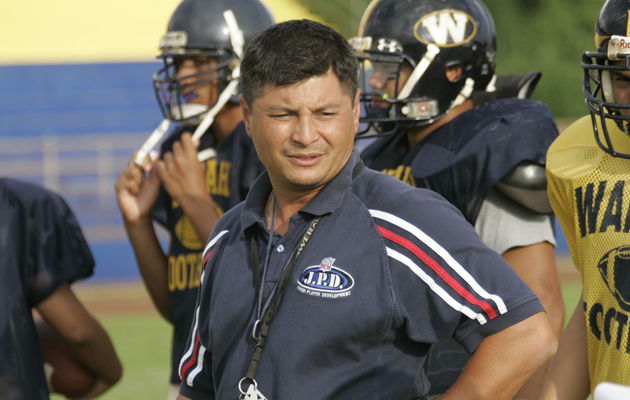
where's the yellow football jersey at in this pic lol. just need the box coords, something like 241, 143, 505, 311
547, 115, 630, 391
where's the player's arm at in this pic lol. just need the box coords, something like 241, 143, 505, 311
441, 311, 557, 400
116, 153, 171, 320
502, 242, 565, 399
155, 132, 220, 243
36, 282, 122, 400
539, 292, 590, 400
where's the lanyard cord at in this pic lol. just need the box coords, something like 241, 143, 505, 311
247, 215, 321, 381
243, 159, 364, 385
255, 192, 276, 323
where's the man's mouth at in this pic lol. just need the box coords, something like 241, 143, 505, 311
288, 153, 323, 166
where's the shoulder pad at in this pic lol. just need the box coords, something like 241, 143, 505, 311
494, 161, 553, 214
473, 70, 542, 106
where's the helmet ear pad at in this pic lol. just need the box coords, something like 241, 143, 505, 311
601, 70, 616, 105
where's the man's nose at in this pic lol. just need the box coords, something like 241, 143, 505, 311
368, 69, 386, 90
291, 115, 320, 146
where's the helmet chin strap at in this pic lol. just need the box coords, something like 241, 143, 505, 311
134, 104, 207, 167
192, 9, 244, 151
450, 77, 475, 109
397, 44, 440, 100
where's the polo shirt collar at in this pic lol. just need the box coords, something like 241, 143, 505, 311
241, 149, 360, 234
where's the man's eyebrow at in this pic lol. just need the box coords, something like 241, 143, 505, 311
314, 103, 342, 112
265, 105, 294, 113
264, 103, 343, 113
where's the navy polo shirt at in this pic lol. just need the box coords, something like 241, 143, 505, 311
179, 150, 543, 400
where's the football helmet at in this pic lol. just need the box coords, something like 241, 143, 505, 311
350, 0, 496, 135
583, 0, 630, 158
153, 0, 275, 125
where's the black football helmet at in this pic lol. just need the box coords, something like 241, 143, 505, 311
153, 0, 275, 125
583, 0, 630, 158
351, 0, 496, 135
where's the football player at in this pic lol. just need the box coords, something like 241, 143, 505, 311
351, 0, 564, 397
541, 0, 630, 398
115, 0, 274, 398
0, 178, 122, 400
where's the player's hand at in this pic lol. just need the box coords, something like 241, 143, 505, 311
154, 132, 209, 206
68, 379, 112, 400
115, 151, 161, 225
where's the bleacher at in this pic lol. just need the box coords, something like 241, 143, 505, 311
0, 62, 166, 280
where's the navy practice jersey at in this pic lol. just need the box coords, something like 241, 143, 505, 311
361, 98, 559, 225
152, 122, 265, 383
0, 178, 94, 400
178, 151, 543, 400
361, 98, 558, 393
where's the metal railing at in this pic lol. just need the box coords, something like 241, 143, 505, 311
0, 132, 148, 242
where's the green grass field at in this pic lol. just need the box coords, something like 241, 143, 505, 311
51, 278, 583, 400
51, 314, 172, 400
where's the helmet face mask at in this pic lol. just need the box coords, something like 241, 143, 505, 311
154, 50, 236, 125
582, 0, 630, 158
352, 0, 496, 137
584, 40, 630, 158
152, 0, 275, 126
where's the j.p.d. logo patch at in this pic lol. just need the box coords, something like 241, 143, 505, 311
297, 258, 354, 298
414, 10, 477, 47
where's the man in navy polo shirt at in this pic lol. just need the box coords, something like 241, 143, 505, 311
176, 20, 557, 400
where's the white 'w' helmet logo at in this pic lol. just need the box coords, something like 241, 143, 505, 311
419, 11, 473, 46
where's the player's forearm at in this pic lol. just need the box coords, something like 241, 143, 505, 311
177, 192, 220, 244
502, 242, 565, 399
124, 216, 171, 320
539, 294, 590, 400
442, 312, 557, 400
68, 316, 123, 387
37, 284, 123, 391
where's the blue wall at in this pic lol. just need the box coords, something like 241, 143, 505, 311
0, 62, 163, 137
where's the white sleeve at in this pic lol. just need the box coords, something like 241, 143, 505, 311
474, 188, 556, 255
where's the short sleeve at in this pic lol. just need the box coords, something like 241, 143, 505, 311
474, 189, 556, 255
381, 191, 544, 353
1, 179, 95, 306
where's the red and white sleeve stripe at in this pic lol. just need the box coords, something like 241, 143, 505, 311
180, 229, 229, 385
370, 209, 507, 325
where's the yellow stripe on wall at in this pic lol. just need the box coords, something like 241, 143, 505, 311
0, 0, 327, 65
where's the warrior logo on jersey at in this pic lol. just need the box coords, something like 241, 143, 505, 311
414, 10, 477, 47
297, 258, 354, 298
598, 246, 630, 312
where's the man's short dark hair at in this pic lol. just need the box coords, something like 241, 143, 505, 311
240, 19, 358, 106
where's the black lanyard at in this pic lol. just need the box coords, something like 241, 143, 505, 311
243, 159, 364, 384
247, 216, 320, 381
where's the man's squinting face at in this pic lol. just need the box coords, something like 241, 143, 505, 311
241, 71, 360, 194
176, 56, 219, 108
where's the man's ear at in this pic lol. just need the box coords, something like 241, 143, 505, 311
353, 89, 361, 132
239, 94, 252, 138
446, 65, 463, 83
